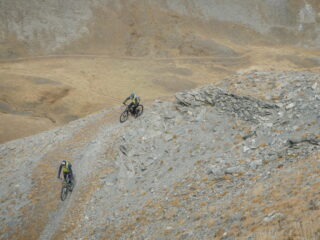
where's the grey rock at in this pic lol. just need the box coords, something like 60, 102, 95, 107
312, 82, 317, 90
242, 131, 256, 140
285, 102, 296, 109
207, 165, 225, 179
164, 134, 174, 142
243, 146, 250, 153
119, 145, 128, 156
249, 160, 263, 170
225, 166, 245, 175
263, 212, 285, 223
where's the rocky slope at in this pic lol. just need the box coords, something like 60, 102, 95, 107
1, 0, 320, 143
0, 70, 319, 239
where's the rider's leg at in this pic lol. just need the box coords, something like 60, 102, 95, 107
133, 103, 139, 115
63, 172, 67, 181
69, 172, 74, 182
63, 172, 72, 184
68, 172, 74, 191
128, 102, 134, 113
66, 173, 72, 183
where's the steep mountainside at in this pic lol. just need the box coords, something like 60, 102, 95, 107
1, 71, 319, 239
0, 0, 319, 57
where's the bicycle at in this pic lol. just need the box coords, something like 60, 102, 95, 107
60, 174, 74, 201
120, 103, 144, 123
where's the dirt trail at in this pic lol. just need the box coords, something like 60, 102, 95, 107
19, 107, 123, 240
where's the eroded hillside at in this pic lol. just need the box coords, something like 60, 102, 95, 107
0, 71, 319, 240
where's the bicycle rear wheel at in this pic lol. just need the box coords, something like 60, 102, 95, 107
135, 105, 144, 118
120, 110, 129, 123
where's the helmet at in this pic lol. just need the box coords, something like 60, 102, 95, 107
61, 160, 66, 166
130, 93, 135, 99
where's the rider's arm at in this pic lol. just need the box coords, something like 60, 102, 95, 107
57, 165, 62, 178
123, 97, 130, 105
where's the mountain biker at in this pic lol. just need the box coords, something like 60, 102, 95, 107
57, 160, 74, 184
123, 93, 140, 115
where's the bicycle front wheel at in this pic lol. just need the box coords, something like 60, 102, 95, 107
61, 186, 68, 201
120, 110, 129, 123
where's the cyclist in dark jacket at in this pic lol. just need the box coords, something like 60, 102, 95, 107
57, 160, 74, 183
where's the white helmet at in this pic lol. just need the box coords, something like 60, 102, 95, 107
130, 93, 136, 99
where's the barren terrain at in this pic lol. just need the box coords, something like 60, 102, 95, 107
0, 1, 320, 240
1, 70, 320, 240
